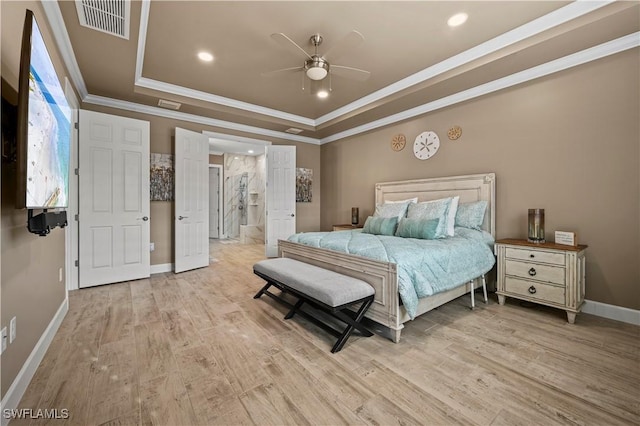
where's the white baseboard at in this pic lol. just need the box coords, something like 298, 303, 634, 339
150, 263, 173, 274
583, 299, 640, 326
0, 297, 69, 426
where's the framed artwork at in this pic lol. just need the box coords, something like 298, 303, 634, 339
150, 153, 174, 201
296, 168, 312, 202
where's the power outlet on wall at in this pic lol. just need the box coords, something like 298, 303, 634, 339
150, 242, 155, 252
59, 267, 63, 282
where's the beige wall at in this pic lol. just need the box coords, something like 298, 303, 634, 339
82, 104, 321, 265
321, 50, 639, 310
1, 2, 69, 399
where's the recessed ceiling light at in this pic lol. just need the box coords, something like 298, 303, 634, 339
317, 90, 329, 99
248, 150, 254, 154
197, 51, 214, 62
448, 13, 468, 27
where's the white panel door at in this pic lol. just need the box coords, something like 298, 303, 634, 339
265, 145, 296, 257
78, 110, 150, 287
174, 127, 209, 273
209, 167, 219, 238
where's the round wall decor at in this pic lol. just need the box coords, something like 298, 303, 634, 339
447, 125, 462, 140
391, 134, 406, 151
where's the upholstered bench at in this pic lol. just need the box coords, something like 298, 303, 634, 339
253, 257, 375, 353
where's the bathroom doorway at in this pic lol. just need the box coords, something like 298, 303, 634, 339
205, 132, 270, 251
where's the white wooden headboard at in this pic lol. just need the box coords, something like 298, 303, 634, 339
375, 173, 496, 237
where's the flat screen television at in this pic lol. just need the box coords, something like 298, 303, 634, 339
16, 9, 72, 210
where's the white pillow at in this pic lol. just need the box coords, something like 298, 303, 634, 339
385, 197, 418, 204
445, 196, 460, 237
406, 198, 452, 238
374, 200, 413, 219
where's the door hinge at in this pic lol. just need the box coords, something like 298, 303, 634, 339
74, 214, 79, 221
74, 122, 79, 130
74, 260, 78, 267
74, 168, 79, 176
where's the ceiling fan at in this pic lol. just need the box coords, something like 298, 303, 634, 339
264, 30, 371, 94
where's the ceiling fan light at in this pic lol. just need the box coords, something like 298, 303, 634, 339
306, 66, 328, 81
317, 90, 329, 99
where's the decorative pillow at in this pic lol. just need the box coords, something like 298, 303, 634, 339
362, 216, 399, 236
395, 217, 440, 240
455, 200, 488, 230
445, 196, 460, 237
385, 197, 418, 204
406, 197, 452, 238
374, 200, 412, 220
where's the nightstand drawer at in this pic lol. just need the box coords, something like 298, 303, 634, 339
505, 247, 565, 266
505, 277, 565, 305
505, 260, 565, 285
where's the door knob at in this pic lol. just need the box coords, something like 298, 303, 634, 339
137, 216, 149, 221
290, 213, 295, 217
178, 216, 188, 220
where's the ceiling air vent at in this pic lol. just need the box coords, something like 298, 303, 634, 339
158, 99, 181, 110
75, 0, 131, 40
285, 128, 304, 134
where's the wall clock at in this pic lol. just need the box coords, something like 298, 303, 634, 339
413, 131, 440, 160
447, 125, 462, 140
391, 134, 406, 151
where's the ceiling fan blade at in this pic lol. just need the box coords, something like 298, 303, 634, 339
331, 65, 371, 81
322, 30, 365, 62
261, 66, 303, 78
270, 33, 312, 60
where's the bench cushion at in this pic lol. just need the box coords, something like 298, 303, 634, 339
253, 258, 374, 307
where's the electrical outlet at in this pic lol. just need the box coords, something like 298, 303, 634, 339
1, 327, 7, 354
9, 317, 16, 344
59, 267, 63, 282
150, 242, 155, 252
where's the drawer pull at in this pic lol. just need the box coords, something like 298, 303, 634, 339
530, 254, 535, 258
528, 268, 537, 276
528, 286, 537, 294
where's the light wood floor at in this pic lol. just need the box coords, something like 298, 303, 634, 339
14, 242, 639, 425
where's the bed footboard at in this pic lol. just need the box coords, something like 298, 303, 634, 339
278, 239, 403, 340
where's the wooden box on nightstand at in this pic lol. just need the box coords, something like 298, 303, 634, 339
495, 239, 588, 323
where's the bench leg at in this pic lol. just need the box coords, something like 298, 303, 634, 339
284, 299, 305, 320
331, 297, 374, 353
253, 282, 272, 299
469, 280, 475, 310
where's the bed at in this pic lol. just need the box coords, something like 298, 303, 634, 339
278, 173, 496, 343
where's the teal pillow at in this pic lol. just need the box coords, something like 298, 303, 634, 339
362, 216, 399, 236
455, 201, 488, 230
406, 198, 452, 238
395, 217, 441, 239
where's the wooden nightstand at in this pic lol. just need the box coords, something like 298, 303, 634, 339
332, 224, 363, 231
495, 239, 588, 323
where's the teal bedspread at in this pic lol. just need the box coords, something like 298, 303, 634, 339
287, 227, 495, 319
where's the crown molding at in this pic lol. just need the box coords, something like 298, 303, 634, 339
41, 0, 88, 98
83, 94, 322, 145
314, 0, 613, 126
319, 32, 639, 144
133, 0, 612, 128
135, 77, 316, 127
45, 0, 634, 148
